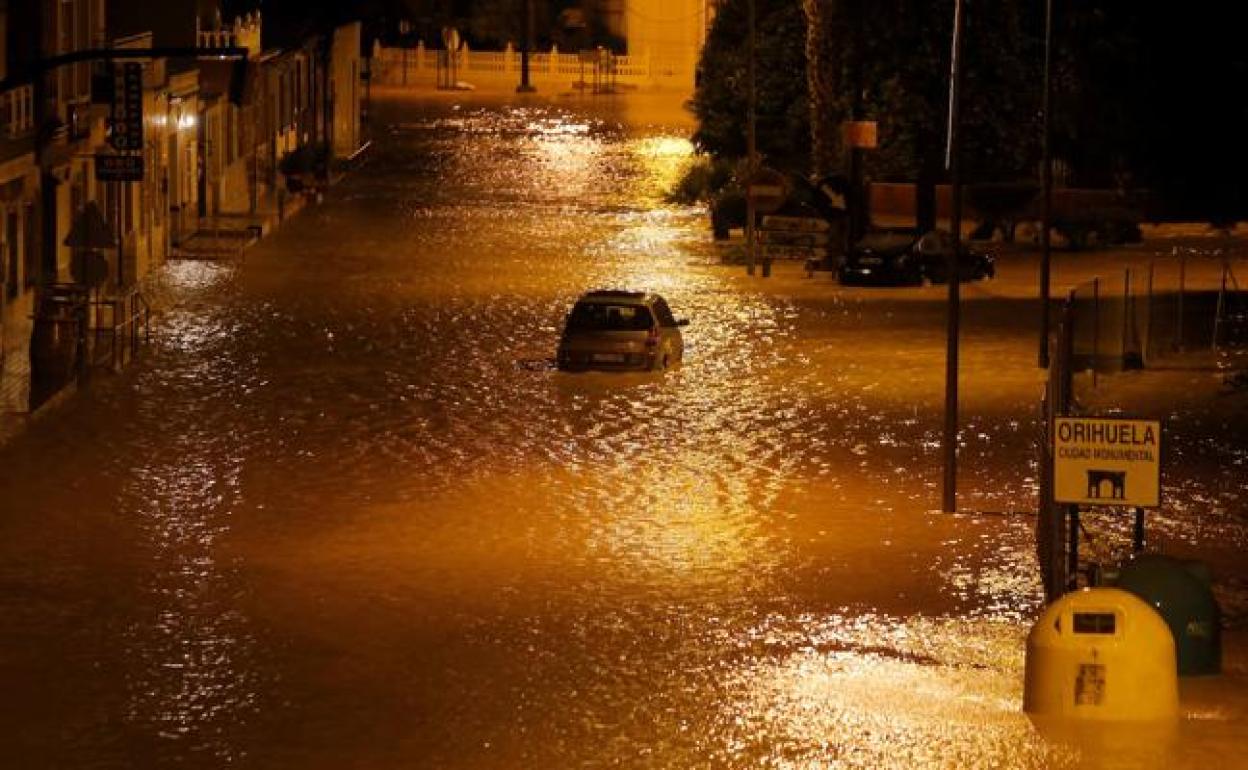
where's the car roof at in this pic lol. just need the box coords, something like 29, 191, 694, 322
577, 290, 655, 304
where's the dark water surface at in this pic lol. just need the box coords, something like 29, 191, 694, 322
1, 92, 1244, 769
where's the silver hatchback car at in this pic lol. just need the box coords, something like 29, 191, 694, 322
557, 291, 688, 371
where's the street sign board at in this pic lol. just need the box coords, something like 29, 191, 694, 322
843, 120, 878, 149
762, 244, 825, 260
110, 62, 143, 151
95, 153, 144, 182
761, 215, 830, 232
758, 231, 829, 247
747, 184, 786, 214
1054, 417, 1162, 508
746, 168, 788, 214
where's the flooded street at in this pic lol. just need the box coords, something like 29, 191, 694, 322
1, 90, 1245, 768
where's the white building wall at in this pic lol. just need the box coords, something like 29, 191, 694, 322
623, 0, 706, 88
331, 22, 363, 160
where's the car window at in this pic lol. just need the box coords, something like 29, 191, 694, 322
651, 298, 678, 327
567, 302, 655, 331
917, 230, 952, 254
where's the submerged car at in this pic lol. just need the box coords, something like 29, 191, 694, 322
838, 229, 995, 286
557, 291, 688, 371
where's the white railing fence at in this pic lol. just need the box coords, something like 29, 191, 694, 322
370, 42, 694, 90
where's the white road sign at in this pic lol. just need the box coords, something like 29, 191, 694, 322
1054, 417, 1162, 508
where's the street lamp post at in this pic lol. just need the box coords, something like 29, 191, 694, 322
942, 0, 966, 514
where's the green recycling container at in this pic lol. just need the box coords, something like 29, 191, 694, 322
1113, 554, 1221, 676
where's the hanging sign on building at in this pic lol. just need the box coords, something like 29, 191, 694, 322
1054, 416, 1162, 508
110, 62, 144, 151
95, 153, 145, 183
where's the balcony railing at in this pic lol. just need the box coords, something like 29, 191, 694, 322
198, 29, 238, 49
1, 85, 35, 139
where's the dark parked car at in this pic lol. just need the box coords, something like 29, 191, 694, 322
557, 291, 688, 371
838, 229, 995, 286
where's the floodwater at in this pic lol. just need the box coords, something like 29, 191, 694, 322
1, 90, 1245, 769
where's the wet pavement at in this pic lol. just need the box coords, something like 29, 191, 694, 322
1, 90, 1245, 768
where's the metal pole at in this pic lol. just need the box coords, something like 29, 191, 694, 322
1133, 507, 1145, 554
1128, 268, 1138, 364
1213, 262, 1228, 350
1067, 506, 1080, 591
1177, 252, 1186, 351
1038, 0, 1055, 368
116, 179, 124, 287
1146, 260, 1155, 363
518, 0, 536, 92
942, 0, 966, 514
1092, 276, 1099, 388
745, 0, 757, 276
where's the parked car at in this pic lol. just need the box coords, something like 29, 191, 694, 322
838, 229, 995, 286
557, 291, 688, 371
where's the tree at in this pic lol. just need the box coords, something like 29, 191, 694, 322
690, 0, 811, 175
804, 0, 1037, 229
1052, 2, 1248, 223
466, 0, 524, 46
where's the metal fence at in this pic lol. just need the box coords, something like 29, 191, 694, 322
1037, 249, 1247, 601
1065, 251, 1248, 396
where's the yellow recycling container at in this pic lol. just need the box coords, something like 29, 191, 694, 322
1024, 587, 1177, 720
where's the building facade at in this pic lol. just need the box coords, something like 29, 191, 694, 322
0, 68, 39, 416
0, 0, 364, 435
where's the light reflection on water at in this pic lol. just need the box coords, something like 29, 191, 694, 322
0, 93, 1243, 768
121, 439, 260, 763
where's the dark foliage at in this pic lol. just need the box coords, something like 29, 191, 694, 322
690, 0, 811, 174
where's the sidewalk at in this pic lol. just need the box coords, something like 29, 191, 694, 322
173, 189, 314, 260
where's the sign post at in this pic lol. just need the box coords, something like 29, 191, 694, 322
1053, 415, 1163, 590
758, 215, 831, 273
104, 61, 144, 286
746, 168, 787, 278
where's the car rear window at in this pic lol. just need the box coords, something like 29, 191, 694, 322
567, 302, 655, 331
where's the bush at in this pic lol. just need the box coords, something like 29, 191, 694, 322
666, 156, 736, 205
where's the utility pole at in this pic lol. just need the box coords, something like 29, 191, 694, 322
517, 0, 536, 92
745, 0, 757, 276
1038, 0, 1055, 368
942, 0, 966, 514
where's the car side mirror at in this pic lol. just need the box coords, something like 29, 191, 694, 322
676, 319, 690, 327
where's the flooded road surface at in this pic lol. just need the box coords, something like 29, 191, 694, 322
1, 90, 1246, 769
